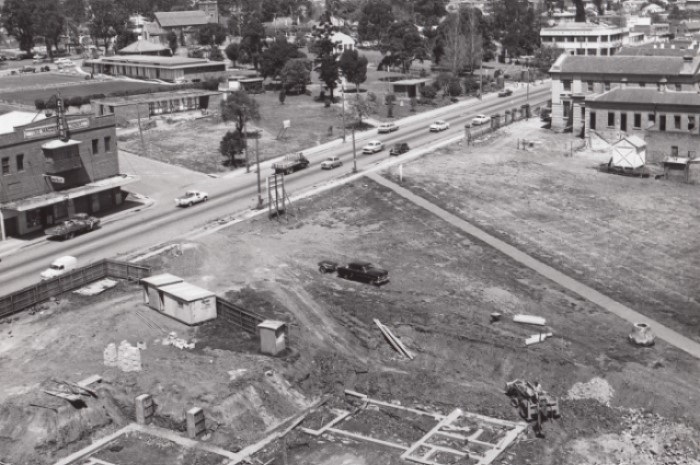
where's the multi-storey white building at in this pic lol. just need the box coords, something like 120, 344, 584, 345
540, 22, 629, 56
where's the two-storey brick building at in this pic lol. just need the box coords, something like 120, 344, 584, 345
548, 52, 700, 133
0, 111, 136, 238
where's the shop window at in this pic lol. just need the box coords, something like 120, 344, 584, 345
16, 154, 24, 172
1, 157, 9, 175
607, 112, 615, 127
104, 136, 112, 152
689, 116, 696, 131
633, 113, 641, 128
26, 209, 41, 228
674, 115, 681, 129
92, 139, 99, 154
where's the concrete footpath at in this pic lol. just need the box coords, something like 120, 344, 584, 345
367, 172, 700, 360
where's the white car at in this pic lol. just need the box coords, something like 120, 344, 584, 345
321, 156, 343, 169
55, 58, 72, 65
362, 140, 384, 154
175, 190, 208, 207
471, 114, 491, 126
40, 256, 78, 280
377, 122, 399, 134
429, 120, 450, 132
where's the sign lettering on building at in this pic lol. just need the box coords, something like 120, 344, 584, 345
48, 175, 65, 184
23, 118, 90, 139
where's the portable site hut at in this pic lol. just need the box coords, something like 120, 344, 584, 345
611, 135, 646, 168
157, 282, 217, 325
141, 273, 184, 311
257, 320, 288, 355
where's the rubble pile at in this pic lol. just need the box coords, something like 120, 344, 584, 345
618, 411, 700, 465
566, 377, 615, 406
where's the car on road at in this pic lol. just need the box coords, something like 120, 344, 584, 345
362, 140, 384, 154
389, 142, 410, 156
498, 88, 513, 97
20, 66, 36, 73
175, 190, 208, 207
40, 256, 78, 280
471, 114, 491, 126
429, 120, 450, 132
377, 122, 399, 134
321, 156, 343, 169
44, 213, 100, 240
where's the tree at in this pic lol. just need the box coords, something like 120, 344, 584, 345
357, 0, 393, 42
220, 92, 261, 163
533, 45, 563, 72
35, 0, 64, 60
492, 0, 541, 58
414, 0, 448, 26
225, 42, 240, 66
64, 0, 86, 23
167, 31, 178, 54
197, 23, 228, 46
280, 58, 311, 94
317, 56, 340, 101
240, 11, 265, 69
338, 49, 368, 95
115, 28, 137, 52
279, 89, 286, 104
437, 7, 486, 74
573, 0, 586, 21
378, 21, 428, 74
592, 0, 605, 15
1, 0, 38, 53
88, 0, 129, 52
259, 39, 303, 79
220, 131, 247, 167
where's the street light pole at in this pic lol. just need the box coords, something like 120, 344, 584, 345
255, 131, 263, 209
341, 83, 346, 142
351, 126, 357, 173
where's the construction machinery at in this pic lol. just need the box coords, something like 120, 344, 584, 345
505, 379, 560, 435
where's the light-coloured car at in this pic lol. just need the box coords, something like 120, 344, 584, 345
55, 58, 72, 65
362, 140, 384, 154
321, 156, 343, 169
175, 190, 208, 207
429, 120, 450, 132
377, 122, 399, 134
40, 256, 78, 280
471, 114, 491, 126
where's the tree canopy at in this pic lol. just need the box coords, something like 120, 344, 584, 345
378, 21, 428, 74
259, 39, 305, 79
88, 0, 129, 51
197, 23, 228, 46
338, 49, 368, 92
491, 0, 541, 58
1, 0, 38, 53
357, 0, 393, 42
280, 58, 311, 94
220, 92, 261, 138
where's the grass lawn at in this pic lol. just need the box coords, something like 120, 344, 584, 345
0, 78, 161, 106
0, 72, 86, 91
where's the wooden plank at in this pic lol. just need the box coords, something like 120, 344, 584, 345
326, 428, 407, 450
374, 319, 414, 359
300, 409, 351, 436
379, 321, 415, 360
401, 409, 462, 461
344, 390, 444, 419
43, 389, 81, 403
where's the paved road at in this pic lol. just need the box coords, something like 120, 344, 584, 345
367, 172, 700, 360
0, 86, 549, 294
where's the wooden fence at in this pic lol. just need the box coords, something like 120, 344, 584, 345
215, 297, 266, 335
0, 259, 151, 319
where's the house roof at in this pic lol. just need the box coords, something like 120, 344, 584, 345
613, 135, 646, 148
143, 21, 165, 35
92, 89, 221, 106
617, 46, 695, 57
140, 273, 183, 287
550, 54, 700, 76
587, 88, 700, 107
154, 10, 211, 28
118, 39, 171, 54
0, 111, 48, 135
158, 282, 215, 302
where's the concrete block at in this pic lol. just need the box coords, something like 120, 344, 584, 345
135, 394, 154, 425
258, 320, 287, 356
187, 407, 206, 439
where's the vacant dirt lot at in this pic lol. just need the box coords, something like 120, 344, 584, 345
1, 119, 699, 465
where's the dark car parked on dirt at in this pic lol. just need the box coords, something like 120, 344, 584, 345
389, 142, 410, 156
336, 261, 389, 286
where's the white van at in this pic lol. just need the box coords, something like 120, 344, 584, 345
40, 256, 78, 280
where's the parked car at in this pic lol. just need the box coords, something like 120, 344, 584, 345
44, 213, 100, 240
377, 122, 399, 134
471, 114, 491, 126
498, 88, 513, 97
336, 261, 390, 286
40, 256, 78, 280
389, 142, 410, 156
429, 120, 450, 132
20, 66, 36, 73
362, 140, 384, 154
55, 58, 72, 65
321, 156, 343, 170
175, 190, 208, 207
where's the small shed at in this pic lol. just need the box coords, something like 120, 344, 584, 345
158, 282, 217, 325
141, 273, 184, 311
258, 320, 288, 355
612, 135, 646, 168
391, 78, 429, 98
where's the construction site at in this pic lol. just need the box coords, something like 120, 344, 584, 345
1, 118, 699, 465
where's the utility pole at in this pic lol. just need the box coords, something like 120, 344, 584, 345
341, 83, 346, 142
351, 126, 357, 173
255, 131, 263, 209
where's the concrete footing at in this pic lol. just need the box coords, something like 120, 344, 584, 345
187, 407, 206, 439
135, 394, 154, 425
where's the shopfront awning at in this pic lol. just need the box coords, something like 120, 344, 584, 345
42, 139, 82, 150
0, 174, 140, 212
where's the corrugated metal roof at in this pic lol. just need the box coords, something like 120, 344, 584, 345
552, 55, 700, 76
140, 273, 183, 287
118, 39, 170, 54
587, 88, 700, 106
154, 10, 210, 28
0, 111, 48, 135
159, 282, 215, 302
